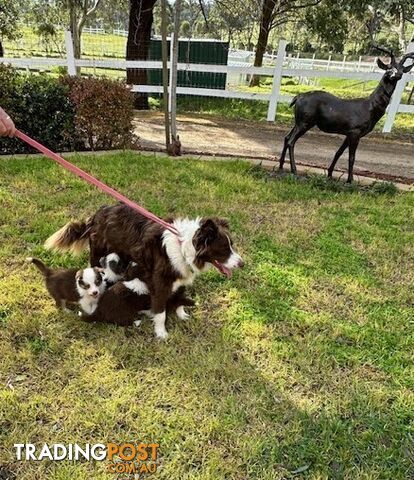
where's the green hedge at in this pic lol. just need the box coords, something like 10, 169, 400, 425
0, 65, 135, 154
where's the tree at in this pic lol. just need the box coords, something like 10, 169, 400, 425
250, 0, 322, 86
382, 0, 414, 51
27, 0, 103, 61
0, 0, 23, 57
66, 0, 104, 59
304, 0, 348, 52
126, 0, 158, 109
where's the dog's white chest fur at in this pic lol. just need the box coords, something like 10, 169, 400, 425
162, 218, 203, 291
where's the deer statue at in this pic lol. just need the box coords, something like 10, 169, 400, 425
277, 46, 414, 182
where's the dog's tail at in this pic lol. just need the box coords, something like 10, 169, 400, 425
44, 219, 91, 255
27, 257, 51, 277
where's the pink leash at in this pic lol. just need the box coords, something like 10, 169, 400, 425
15, 130, 180, 237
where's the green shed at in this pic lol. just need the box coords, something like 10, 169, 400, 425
148, 37, 229, 89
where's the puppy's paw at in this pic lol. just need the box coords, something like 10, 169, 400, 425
133, 319, 142, 328
176, 306, 190, 321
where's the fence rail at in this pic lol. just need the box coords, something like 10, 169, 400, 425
1, 32, 413, 133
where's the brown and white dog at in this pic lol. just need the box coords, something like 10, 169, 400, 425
27, 257, 106, 314
45, 203, 244, 338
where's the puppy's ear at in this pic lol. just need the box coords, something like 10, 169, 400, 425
75, 270, 82, 280
99, 256, 106, 268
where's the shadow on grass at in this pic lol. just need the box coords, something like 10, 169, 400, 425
4, 271, 412, 479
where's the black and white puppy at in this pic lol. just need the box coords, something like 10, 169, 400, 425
99, 252, 130, 287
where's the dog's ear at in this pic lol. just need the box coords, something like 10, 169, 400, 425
216, 218, 229, 229
75, 270, 82, 280
193, 218, 218, 253
99, 256, 106, 268
199, 218, 218, 243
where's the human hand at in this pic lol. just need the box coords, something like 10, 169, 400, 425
0, 107, 16, 137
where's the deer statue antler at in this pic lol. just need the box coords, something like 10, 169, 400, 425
400, 51, 414, 65
373, 44, 397, 66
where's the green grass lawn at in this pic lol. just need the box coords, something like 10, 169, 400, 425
0, 152, 413, 479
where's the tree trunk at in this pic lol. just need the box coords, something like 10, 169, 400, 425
68, 0, 81, 74
249, 0, 275, 87
126, 0, 157, 109
397, 6, 407, 52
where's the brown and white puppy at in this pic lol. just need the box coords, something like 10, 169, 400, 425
80, 279, 194, 327
27, 257, 105, 314
44, 203, 244, 338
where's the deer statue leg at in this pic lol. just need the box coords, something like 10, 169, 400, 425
347, 136, 360, 183
278, 128, 295, 170
327, 138, 349, 178
287, 125, 311, 175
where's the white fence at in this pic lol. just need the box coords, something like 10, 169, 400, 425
232, 49, 381, 73
1, 32, 413, 133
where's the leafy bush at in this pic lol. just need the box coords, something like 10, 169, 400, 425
0, 65, 77, 154
62, 76, 135, 150
0, 66, 135, 154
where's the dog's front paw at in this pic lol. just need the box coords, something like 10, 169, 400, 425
154, 327, 169, 340
176, 306, 190, 321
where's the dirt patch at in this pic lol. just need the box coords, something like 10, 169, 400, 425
134, 111, 414, 183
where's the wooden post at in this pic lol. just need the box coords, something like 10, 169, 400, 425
168, 32, 174, 115
65, 30, 77, 76
160, 0, 171, 152
267, 39, 286, 122
383, 41, 414, 133
170, 0, 182, 144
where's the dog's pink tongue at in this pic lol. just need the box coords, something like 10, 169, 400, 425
213, 261, 232, 278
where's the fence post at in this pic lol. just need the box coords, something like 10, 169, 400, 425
327, 54, 331, 71
267, 39, 287, 122
64, 30, 76, 76
383, 41, 414, 133
168, 32, 174, 114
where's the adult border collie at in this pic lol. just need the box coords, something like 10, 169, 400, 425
45, 203, 244, 338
